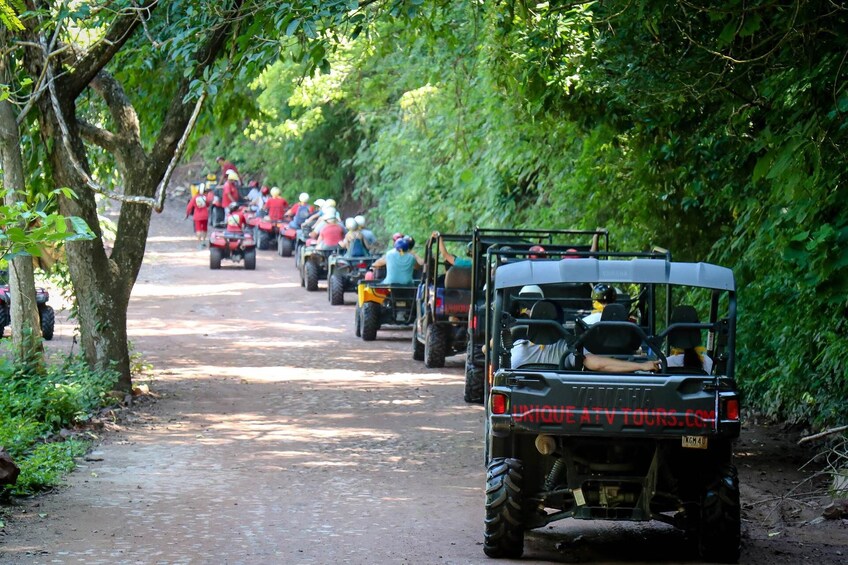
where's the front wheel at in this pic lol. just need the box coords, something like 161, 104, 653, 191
484, 458, 526, 558
361, 302, 380, 341
39, 305, 55, 340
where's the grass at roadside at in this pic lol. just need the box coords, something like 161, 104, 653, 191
0, 353, 118, 496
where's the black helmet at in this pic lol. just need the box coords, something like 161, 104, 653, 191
465, 241, 473, 257
591, 283, 617, 304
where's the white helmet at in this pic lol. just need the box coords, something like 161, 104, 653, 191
354, 215, 366, 227
324, 198, 336, 208
314, 198, 326, 208
322, 207, 337, 219
270, 187, 281, 197
519, 285, 544, 298
299, 192, 309, 203
345, 217, 357, 231
226, 169, 239, 181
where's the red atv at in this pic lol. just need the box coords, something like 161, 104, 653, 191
276, 217, 297, 257
209, 228, 257, 270
0, 277, 56, 340
248, 214, 287, 251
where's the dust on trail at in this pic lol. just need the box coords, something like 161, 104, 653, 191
1, 198, 846, 564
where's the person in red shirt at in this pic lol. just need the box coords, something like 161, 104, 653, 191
225, 202, 246, 233
264, 187, 289, 221
185, 186, 210, 249
216, 156, 239, 184
221, 170, 240, 209
316, 214, 345, 250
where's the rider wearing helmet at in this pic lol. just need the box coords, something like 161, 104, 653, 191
341, 217, 369, 257
221, 170, 241, 209
355, 215, 377, 247
185, 184, 210, 248
582, 283, 619, 325
286, 193, 315, 228
528, 245, 547, 259
263, 186, 288, 221
371, 237, 424, 285
225, 201, 246, 233
215, 156, 238, 184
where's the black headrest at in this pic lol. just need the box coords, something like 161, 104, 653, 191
582, 303, 642, 354
527, 300, 561, 345
668, 305, 701, 349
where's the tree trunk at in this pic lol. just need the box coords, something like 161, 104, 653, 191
0, 38, 44, 368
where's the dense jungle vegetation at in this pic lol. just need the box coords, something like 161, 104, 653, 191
212, 1, 847, 427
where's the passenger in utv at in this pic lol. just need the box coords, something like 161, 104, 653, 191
510, 289, 659, 372
433, 231, 473, 268
581, 283, 618, 325
665, 305, 714, 373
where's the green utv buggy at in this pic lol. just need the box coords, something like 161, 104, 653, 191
464, 228, 609, 404
481, 253, 741, 563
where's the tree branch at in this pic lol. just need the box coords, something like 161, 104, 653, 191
78, 120, 119, 153
64, 0, 159, 98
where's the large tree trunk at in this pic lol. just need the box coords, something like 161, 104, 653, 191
0, 38, 44, 368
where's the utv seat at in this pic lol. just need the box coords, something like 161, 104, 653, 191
581, 303, 642, 355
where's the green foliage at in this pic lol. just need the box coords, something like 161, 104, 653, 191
0, 355, 118, 494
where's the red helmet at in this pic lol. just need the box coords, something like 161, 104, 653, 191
248, 180, 259, 188
392, 232, 404, 242
564, 248, 580, 259
261, 186, 270, 195
529, 245, 547, 259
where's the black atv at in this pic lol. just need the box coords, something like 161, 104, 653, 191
327, 252, 378, 306
0, 271, 56, 340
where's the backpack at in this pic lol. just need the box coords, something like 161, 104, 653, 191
195, 195, 207, 208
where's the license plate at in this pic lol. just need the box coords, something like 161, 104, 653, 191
682, 435, 708, 449
395, 301, 406, 307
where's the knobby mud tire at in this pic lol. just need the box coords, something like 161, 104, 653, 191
305, 261, 320, 291
464, 340, 484, 403
329, 274, 345, 305
361, 302, 379, 341
0, 304, 9, 337
698, 464, 741, 564
39, 305, 55, 340
257, 230, 272, 251
424, 324, 447, 368
210, 248, 223, 270
412, 325, 425, 361
484, 458, 526, 559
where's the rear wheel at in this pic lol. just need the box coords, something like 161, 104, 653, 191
305, 261, 319, 291
698, 464, 741, 563
329, 274, 345, 305
244, 248, 257, 270
0, 304, 9, 338
210, 247, 222, 269
280, 237, 294, 257
412, 324, 425, 361
424, 324, 447, 368
484, 458, 526, 558
361, 302, 379, 341
354, 305, 362, 337
257, 230, 271, 250
39, 305, 55, 340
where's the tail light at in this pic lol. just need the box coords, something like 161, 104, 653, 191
491, 393, 507, 415
471, 315, 477, 331
374, 288, 390, 297
435, 297, 443, 310
723, 398, 740, 421
357, 262, 368, 269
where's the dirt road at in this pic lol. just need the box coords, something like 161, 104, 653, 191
1, 199, 846, 564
